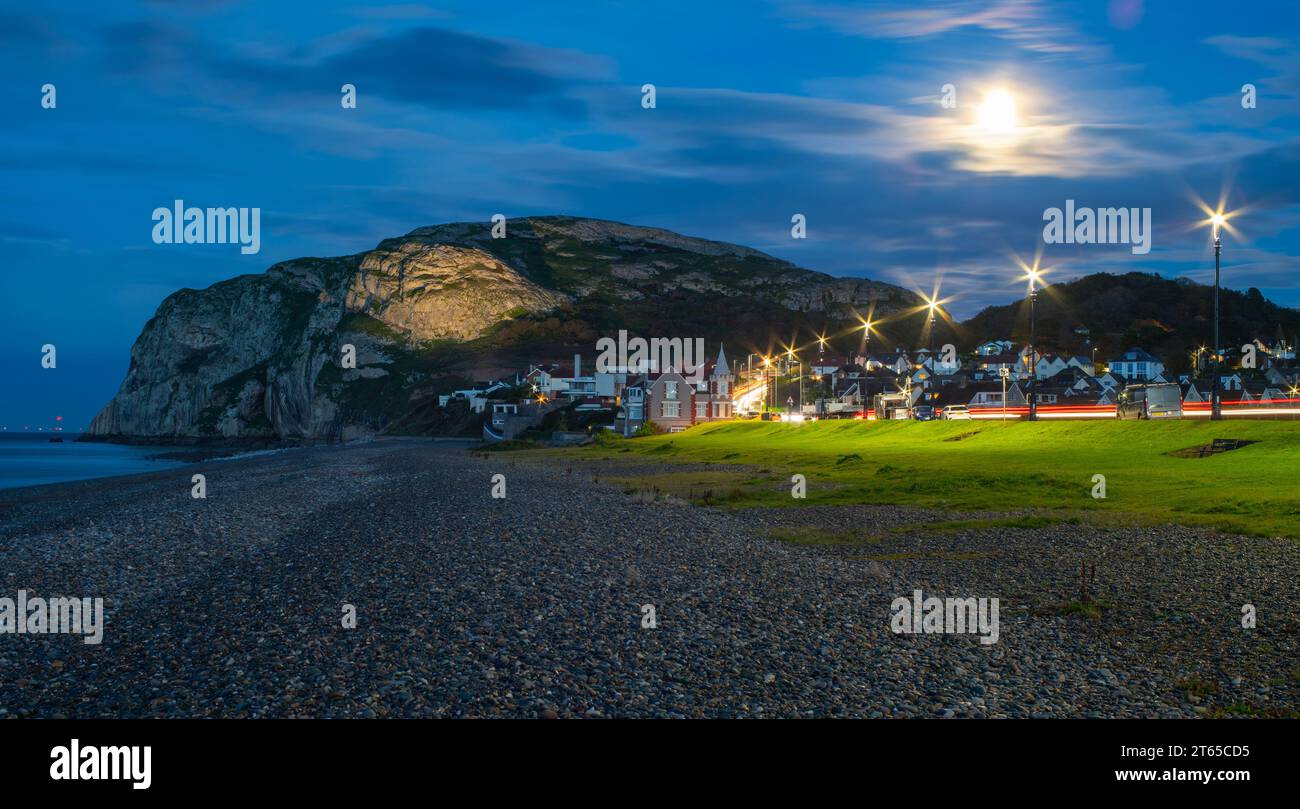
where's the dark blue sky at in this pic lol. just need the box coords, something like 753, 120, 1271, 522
4, 0, 1300, 429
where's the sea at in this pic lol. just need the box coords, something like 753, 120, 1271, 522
0, 433, 190, 491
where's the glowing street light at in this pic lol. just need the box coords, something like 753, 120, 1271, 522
1199, 206, 1237, 420
861, 317, 876, 347
922, 292, 941, 403
1018, 261, 1046, 421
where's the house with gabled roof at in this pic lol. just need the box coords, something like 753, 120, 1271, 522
965, 380, 1026, 409
691, 344, 734, 421
973, 350, 1030, 381
865, 351, 911, 374
1094, 371, 1121, 391
976, 340, 1014, 357
618, 344, 735, 433
1034, 353, 1068, 380
810, 355, 849, 377
1107, 347, 1164, 381
1065, 355, 1096, 376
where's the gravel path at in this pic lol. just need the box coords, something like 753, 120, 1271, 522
0, 439, 1295, 718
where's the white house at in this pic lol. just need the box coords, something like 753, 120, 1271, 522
439, 380, 512, 413
1065, 355, 1096, 376
1035, 354, 1068, 380
976, 340, 1014, 357
1107, 347, 1164, 381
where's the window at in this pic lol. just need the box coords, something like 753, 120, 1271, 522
664, 381, 678, 400
696, 402, 707, 417
662, 401, 680, 418
717, 380, 728, 395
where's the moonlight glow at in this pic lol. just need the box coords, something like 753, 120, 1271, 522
977, 89, 1018, 132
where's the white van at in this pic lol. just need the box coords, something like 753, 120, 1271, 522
1116, 383, 1182, 419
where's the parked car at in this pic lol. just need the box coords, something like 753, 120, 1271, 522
941, 404, 971, 420
1116, 383, 1183, 419
911, 405, 935, 421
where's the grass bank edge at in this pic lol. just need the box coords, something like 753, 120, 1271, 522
492, 419, 1300, 540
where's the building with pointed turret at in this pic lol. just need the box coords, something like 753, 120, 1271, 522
617, 344, 735, 433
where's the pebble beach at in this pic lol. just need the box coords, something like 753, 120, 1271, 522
0, 438, 1295, 718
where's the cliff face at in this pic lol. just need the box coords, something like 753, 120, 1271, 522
89, 216, 921, 440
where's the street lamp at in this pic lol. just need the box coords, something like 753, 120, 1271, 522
860, 317, 876, 412
859, 316, 877, 357
763, 355, 773, 412
999, 366, 1010, 419
785, 346, 800, 413
1211, 213, 1226, 420
1021, 264, 1044, 421
924, 294, 939, 403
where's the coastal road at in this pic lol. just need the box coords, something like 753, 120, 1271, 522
0, 439, 1296, 718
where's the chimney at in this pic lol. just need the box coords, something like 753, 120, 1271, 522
574, 353, 581, 378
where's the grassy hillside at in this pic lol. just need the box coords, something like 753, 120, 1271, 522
575, 419, 1300, 538
960, 272, 1300, 374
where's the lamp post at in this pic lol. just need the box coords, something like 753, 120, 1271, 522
859, 316, 875, 372
1000, 366, 1010, 419
1023, 267, 1041, 421
746, 352, 763, 414
1211, 214, 1225, 420
786, 347, 798, 414
926, 296, 939, 404
860, 318, 874, 412
762, 356, 773, 413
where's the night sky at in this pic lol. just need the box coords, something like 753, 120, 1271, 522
3, 0, 1299, 428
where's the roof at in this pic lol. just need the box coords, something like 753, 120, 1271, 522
977, 352, 1022, 365
1110, 347, 1161, 363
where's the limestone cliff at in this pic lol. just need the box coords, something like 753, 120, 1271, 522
89, 216, 921, 439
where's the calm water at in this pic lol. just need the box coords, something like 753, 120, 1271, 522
0, 434, 190, 491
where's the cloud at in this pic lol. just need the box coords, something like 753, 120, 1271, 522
780, 0, 1109, 59
102, 22, 610, 116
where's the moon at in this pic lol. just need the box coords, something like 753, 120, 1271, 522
977, 89, 1017, 132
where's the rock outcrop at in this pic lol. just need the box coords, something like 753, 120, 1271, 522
89, 216, 922, 440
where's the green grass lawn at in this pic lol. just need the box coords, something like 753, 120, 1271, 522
576, 419, 1300, 539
